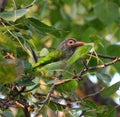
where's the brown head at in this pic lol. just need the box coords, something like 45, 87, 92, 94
57, 38, 84, 58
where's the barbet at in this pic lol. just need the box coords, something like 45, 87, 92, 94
33, 38, 84, 69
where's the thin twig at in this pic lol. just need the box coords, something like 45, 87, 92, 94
34, 93, 73, 101
15, 101, 25, 108
88, 52, 117, 59
4, 52, 15, 59
35, 85, 55, 116
82, 87, 105, 100
15, 101, 30, 117
78, 57, 120, 76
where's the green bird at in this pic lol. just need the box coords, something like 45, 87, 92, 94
32, 38, 85, 69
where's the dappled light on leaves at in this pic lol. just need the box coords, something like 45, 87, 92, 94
0, 59, 24, 84
0, 0, 120, 117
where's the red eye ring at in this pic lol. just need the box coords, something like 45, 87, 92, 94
66, 40, 75, 46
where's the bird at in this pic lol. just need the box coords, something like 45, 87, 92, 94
32, 38, 84, 69
57, 38, 84, 59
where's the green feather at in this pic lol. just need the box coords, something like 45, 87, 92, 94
32, 50, 65, 69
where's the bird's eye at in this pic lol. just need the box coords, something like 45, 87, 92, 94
66, 40, 75, 46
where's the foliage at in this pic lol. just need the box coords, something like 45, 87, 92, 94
0, 0, 120, 117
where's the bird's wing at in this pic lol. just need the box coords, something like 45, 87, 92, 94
32, 50, 65, 69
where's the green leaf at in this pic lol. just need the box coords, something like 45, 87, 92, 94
16, 47, 29, 59
48, 101, 63, 111
22, 61, 32, 73
107, 44, 120, 71
94, 2, 119, 25
97, 105, 117, 117
0, 8, 29, 22
0, 59, 24, 84
25, 18, 62, 37
107, 44, 120, 56
0, 31, 16, 52
0, 63, 17, 84
13, 0, 33, 7
96, 72, 112, 83
87, 56, 98, 67
3, 110, 14, 117
0, 84, 9, 94
115, 29, 120, 41
89, 35, 103, 46
57, 80, 78, 92
50, 8, 63, 25
84, 100, 97, 109
15, 108, 25, 117
84, 110, 97, 117
40, 48, 49, 57
67, 45, 92, 65
96, 105, 107, 113
82, 27, 96, 42
0, 53, 4, 61
104, 105, 117, 117
17, 78, 35, 86
102, 81, 120, 97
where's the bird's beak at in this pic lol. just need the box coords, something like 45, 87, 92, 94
74, 41, 85, 47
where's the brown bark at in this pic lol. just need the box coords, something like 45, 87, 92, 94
0, 0, 8, 12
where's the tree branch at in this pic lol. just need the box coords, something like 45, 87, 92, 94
35, 85, 55, 116
88, 52, 117, 59
82, 87, 105, 100
78, 57, 120, 76
15, 101, 30, 117
0, 0, 8, 12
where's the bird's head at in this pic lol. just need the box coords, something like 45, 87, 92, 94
57, 38, 84, 58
